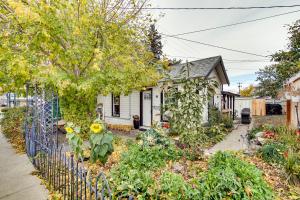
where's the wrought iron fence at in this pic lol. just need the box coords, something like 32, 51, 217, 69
24, 85, 114, 200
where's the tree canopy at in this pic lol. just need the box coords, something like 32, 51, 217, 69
0, 0, 166, 130
256, 20, 300, 98
240, 85, 255, 97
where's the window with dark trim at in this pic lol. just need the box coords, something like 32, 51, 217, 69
112, 94, 120, 117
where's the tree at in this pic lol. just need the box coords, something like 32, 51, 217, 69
240, 85, 255, 97
256, 65, 281, 98
256, 20, 300, 97
163, 66, 217, 156
163, 65, 218, 135
0, 0, 165, 131
148, 24, 163, 60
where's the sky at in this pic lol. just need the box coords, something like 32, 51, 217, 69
149, 0, 300, 92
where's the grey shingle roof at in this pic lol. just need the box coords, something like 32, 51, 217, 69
168, 56, 222, 79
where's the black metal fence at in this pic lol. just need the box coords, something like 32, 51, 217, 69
24, 86, 114, 200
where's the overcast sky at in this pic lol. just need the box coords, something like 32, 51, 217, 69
149, 0, 300, 92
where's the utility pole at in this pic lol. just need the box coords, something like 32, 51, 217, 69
238, 82, 242, 94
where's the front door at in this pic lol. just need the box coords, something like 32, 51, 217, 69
142, 90, 152, 127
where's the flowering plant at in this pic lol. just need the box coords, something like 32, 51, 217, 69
65, 119, 114, 164
89, 119, 114, 164
65, 122, 84, 158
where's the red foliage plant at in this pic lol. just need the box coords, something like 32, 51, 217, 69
162, 122, 170, 129
263, 131, 276, 139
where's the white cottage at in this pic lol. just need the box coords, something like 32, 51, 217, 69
97, 56, 230, 128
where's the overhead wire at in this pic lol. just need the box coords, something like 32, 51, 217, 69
166, 55, 271, 62
161, 33, 269, 58
134, 4, 300, 10
166, 9, 300, 36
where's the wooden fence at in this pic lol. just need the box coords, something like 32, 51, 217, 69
252, 99, 266, 116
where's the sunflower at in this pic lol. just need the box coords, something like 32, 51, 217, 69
90, 123, 103, 134
65, 127, 74, 134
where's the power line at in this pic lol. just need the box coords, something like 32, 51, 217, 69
238, 83, 242, 94
166, 55, 271, 62
167, 9, 300, 36
162, 34, 269, 58
138, 4, 300, 10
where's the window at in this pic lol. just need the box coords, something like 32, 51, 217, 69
112, 95, 120, 117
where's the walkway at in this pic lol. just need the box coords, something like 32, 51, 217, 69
205, 124, 249, 155
0, 134, 48, 200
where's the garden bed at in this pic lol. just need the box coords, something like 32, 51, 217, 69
246, 123, 300, 199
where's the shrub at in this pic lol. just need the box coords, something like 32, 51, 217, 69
180, 129, 208, 160
222, 116, 234, 129
284, 151, 300, 185
259, 142, 287, 165
275, 126, 300, 151
158, 172, 199, 200
110, 166, 155, 199
247, 126, 263, 141
118, 144, 181, 171
208, 106, 222, 126
137, 128, 170, 148
206, 125, 227, 139
110, 144, 182, 198
198, 152, 275, 200
0, 107, 26, 153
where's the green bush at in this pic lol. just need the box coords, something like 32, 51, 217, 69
180, 129, 208, 160
259, 142, 287, 165
247, 126, 263, 141
221, 116, 234, 129
137, 128, 170, 148
158, 172, 199, 200
275, 127, 300, 152
198, 152, 275, 200
110, 144, 183, 198
206, 125, 227, 139
110, 165, 155, 199
284, 151, 300, 185
0, 107, 26, 153
208, 106, 222, 126
118, 144, 182, 171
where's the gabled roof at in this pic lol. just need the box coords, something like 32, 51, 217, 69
286, 71, 300, 85
167, 56, 230, 85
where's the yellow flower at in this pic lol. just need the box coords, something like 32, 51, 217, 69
90, 123, 103, 134
65, 127, 74, 134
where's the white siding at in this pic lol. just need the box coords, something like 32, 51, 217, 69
120, 95, 130, 118
152, 87, 162, 124
98, 67, 225, 126
98, 92, 140, 126
235, 97, 253, 118
131, 92, 140, 117
208, 68, 223, 111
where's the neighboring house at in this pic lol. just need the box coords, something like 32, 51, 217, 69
284, 71, 300, 129
97, 56, 230, 128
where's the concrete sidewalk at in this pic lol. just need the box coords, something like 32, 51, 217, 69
205, 124, 249, 155
0, 134, 48, 200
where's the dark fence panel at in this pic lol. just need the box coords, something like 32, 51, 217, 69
24, 86, 113, 200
